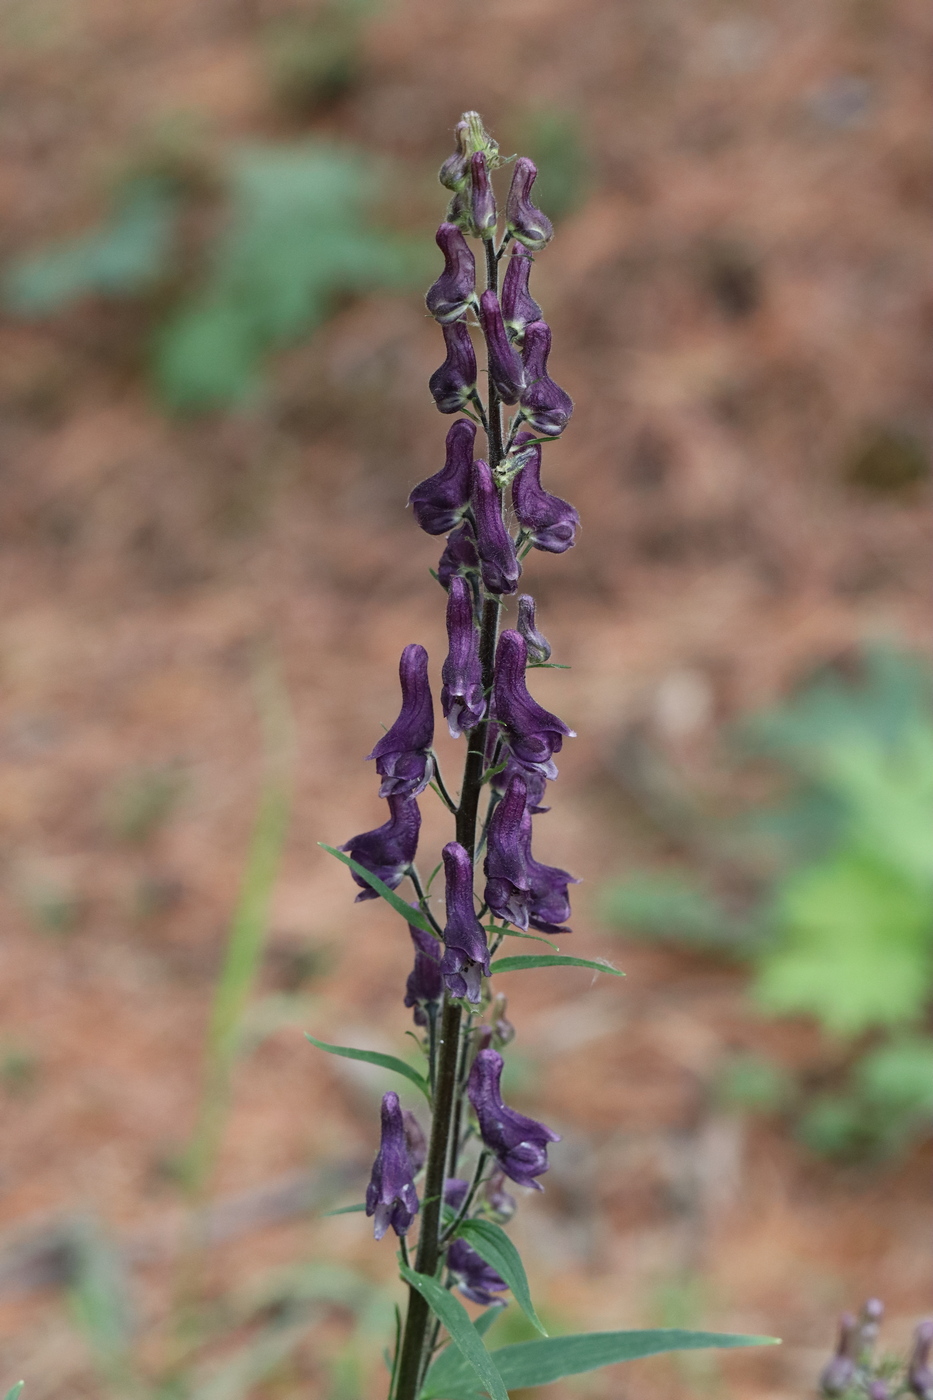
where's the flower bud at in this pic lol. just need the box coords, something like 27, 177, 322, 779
471, 458, 521, 595
425, 223, 476, 324
409, 419, 476, 535
512, 435, 579, 552
437, 522, 480, 589
478, 290, 525, 404
519, 320, 573, 438
517, 595, 551, 662
909, 1320, 933, 1399
501, 246, 543, 344
506, 157, 554, 251
429, 322, 477, 414
468, 151, 498, 239
820, 1314, 859, 1396
859, 1299, 884, 1357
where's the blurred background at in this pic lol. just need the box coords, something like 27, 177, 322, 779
0, 0, 929, 1395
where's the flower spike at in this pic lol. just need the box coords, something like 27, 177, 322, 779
441, 575, 486, 737
519, 320, 573, 437
506, 157, 554, 251
409, 418, 476, 536
425, 223, 476, 325
467, 1048, 560, 1188
429, 322, 477, 414
339, 795, 421, 901
365, 1091, 420, 1239
366, 644, 435, 798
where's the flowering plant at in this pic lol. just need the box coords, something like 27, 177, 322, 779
313, 112, 773, 1400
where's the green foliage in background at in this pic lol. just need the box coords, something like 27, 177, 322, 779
602, 646, 933, 1161
261, 0, 377, 116
2, 142, 423, 413
514, 109, 590, 222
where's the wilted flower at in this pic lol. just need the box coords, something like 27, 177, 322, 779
409, 419, 476, 536
467, 1048, 560, 1188
365, 1091, 420, 1239
506, 157, 553, 251
519, 320, 573, 437
404, 923, 444, 1026
340, 794, 421, 901
426, 223, 476, 324
909, 1321, 933, 1399
472, 459, 521, 595
437, 522, 480, 589
440, 842, 490, 1002
441, 575, 486, 737
430, 322, 477, 414
501, 246, 543, 343
484, 773, 532, 929
513, 435, 579, 553
517, 595, 551, 661
820, 1314, 859, 1397
493, 630, 574, 776
478, 290, 525, 404
366, 644, 435, 798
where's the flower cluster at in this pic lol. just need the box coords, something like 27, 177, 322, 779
818, 1299, 933, 1400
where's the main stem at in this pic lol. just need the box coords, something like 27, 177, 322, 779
393, 235, 505, 1400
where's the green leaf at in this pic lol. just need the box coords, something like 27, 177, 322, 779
456, 1219, 547, 1336
305, 1034, 430, 1099
421, 1328, 777, 1398
482, 926, 560, 950
4, 1384, 24, 1400
318, 844, 437, 937
321, 1203, 367, 1217
489, 955, 623, 977
400, 1267, 508, 1400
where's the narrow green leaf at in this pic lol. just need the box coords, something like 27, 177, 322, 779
319, 844, 436, 937
421, 1328, 778, 1398
456, 1219, 547, 1336
483, 926, 561, 951
400, 1267, 508, 1400
4, 1384, 24, 1400
489, 955, 623, 977
321, 1203, 366, 1217
305, 1034, 430, 1099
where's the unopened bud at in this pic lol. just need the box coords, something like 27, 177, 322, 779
859, 1298, 884, 1357
517, 595, 551, 662
909, 1320, 933, 1399
820, 1314, 859, 1397
469, 152, 498, 239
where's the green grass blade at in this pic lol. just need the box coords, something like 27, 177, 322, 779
400, 1267, 508, 1400
319, 844, 436, 936
456, 1219, 547, 1336
305, 1035, 430, 1099
4, 1383, 24, 1400
489, 955, 623, 976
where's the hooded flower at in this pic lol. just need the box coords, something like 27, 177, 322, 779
519, 320, 573, 438
909, 1321, 933, 1399
523, 807, 579, 932
493, 630, 574, 775
404, 923, 444, 1025
501, 246, 543, 343
478, 290, 525, 404
365, 1091, 420, 1239
446, 1237, 509, 1306
441, 575, 486, 737
440, 841, 490, 1002
366, 644, 435, 798
512, 436, 579, 553
467, 1048, 560, 1188
409, 419, 476, 536
437, 522, 480, 589
429, 322, 477, 414
820, 1314, 859, 1397
340, 795, 421, 901
483, 774, 532, 929
505, 157, 554, 252
425, 223, 476, 324
516, 595, 551, 662
472, 459, 521, 595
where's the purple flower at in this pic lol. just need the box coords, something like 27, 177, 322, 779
447, 1237, 509, 1306
491, 753, 551, 813
430, 322, 477, 414
441, 575, 486, 737
519, 321, 573, 438
493, 630, 574, 776
820, 1314, 859, 1397
469, 151, 497, 238
478, 290, 525, 404
403, 1110, 427, 1171
517, 595, 551, 662
484, 774, 532, 929
426, 223, 476, 325
506, 157, 553, 252
438, 522, 480, 588
440, 841, 490, 1002
501, 246, 543, 343
467, 1048, 560, 1188
366, 644, 435, 798
523, 808, 579, 932
340, 795, 421, 902
472, 459, 521, 596
404, 923, 444, 1025
365, 1091, 420, 1239
909, 1321, 933, 1400
512, 435, 579, 553
409, 419, 476, 536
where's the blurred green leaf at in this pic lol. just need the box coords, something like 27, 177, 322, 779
490, 954, 622, 976
305, 1033, 430, 1099
400, 1267, 508, 1400
4, 177, 178, 314
4, 1383, 24, 1400
601, 874, 751, 953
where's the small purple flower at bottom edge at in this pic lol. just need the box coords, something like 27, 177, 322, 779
365, 1091, 419, 1240
339, 794, 421, 902
467, 1048, 560, 1189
